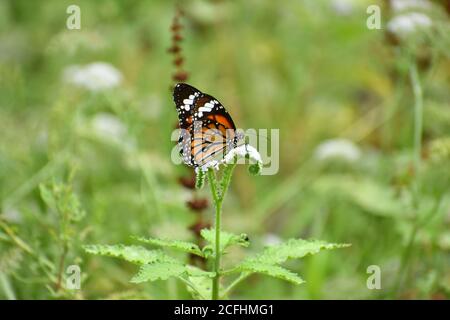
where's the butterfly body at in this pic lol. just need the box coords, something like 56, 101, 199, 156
173, 83, 240, 168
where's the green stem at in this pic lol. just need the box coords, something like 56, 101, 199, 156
207, 162, 237, 300
410, 62, 423, 179
394, 61, 424, 296
207, 169, 221, 300
221, 272, 250, 299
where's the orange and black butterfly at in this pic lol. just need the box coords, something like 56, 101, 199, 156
173, 83, 241, 168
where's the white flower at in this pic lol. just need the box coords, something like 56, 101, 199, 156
195, 144, 263, 173
387, 12, 432, 38
262, 233, 282, 246
63, 62, 122, 91
314, 138, 361, 162
224, 144, 262, 164
330, 0, 354, 16
390, 0, 432, 13
195, 160, 220, 173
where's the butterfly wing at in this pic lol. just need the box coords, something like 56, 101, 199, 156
173, 83, 200, 129
173, 83, 240, 167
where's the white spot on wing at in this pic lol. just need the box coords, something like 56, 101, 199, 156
183, 99, 194, 105
198, 107, 212, 113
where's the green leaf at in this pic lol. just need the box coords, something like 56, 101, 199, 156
131, 262, 186, 283
200, 229, 250, 253
83, 244, 175, 265
185, 265, 215, 278
244, 239, 350, 265
133, 236, 203, 256
130, 263, 214, 284
186, 274, 212, 300
239, 262, 305, 285
185, 266, 215, 300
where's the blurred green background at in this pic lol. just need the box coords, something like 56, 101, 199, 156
0, 0, 449, 299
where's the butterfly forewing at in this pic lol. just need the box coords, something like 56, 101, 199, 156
173, 83, 240, 167
173, 83, 199, 129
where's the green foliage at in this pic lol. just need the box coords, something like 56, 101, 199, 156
230, 239, 349, 286
131, 262, 187, 283
200, 229, 250, 255
133, 237, 203, 256
238, 263, 304, 285
186, 271, 213, 300
83, 244, 173, 265
85, 233, 347, 298
242, 239, 351, 266
84, 156, 349, 299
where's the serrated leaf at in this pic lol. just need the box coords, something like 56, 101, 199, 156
131, 262, 186, 283
185, 266, 215, 300
133, 236, 203, 256
244, 239, 350, 265
240, 262, 305, 285
83, 244, 175, 265
186, 274, 212, 300
185, 267, 214, 300
185, 265, 215, 278
200, 229, 249, 253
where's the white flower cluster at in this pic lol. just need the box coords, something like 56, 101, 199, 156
196, 160, 220, 173
387, 12, 432, 38
387, 0, 433, 39
223, 144, 262, 164
390, 0, 431, 13
63, 62, 122, 92
195, 144, 263, 173
314, 138, 361, 163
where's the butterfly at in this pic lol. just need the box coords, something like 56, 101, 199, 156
173, 83, 241, 168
